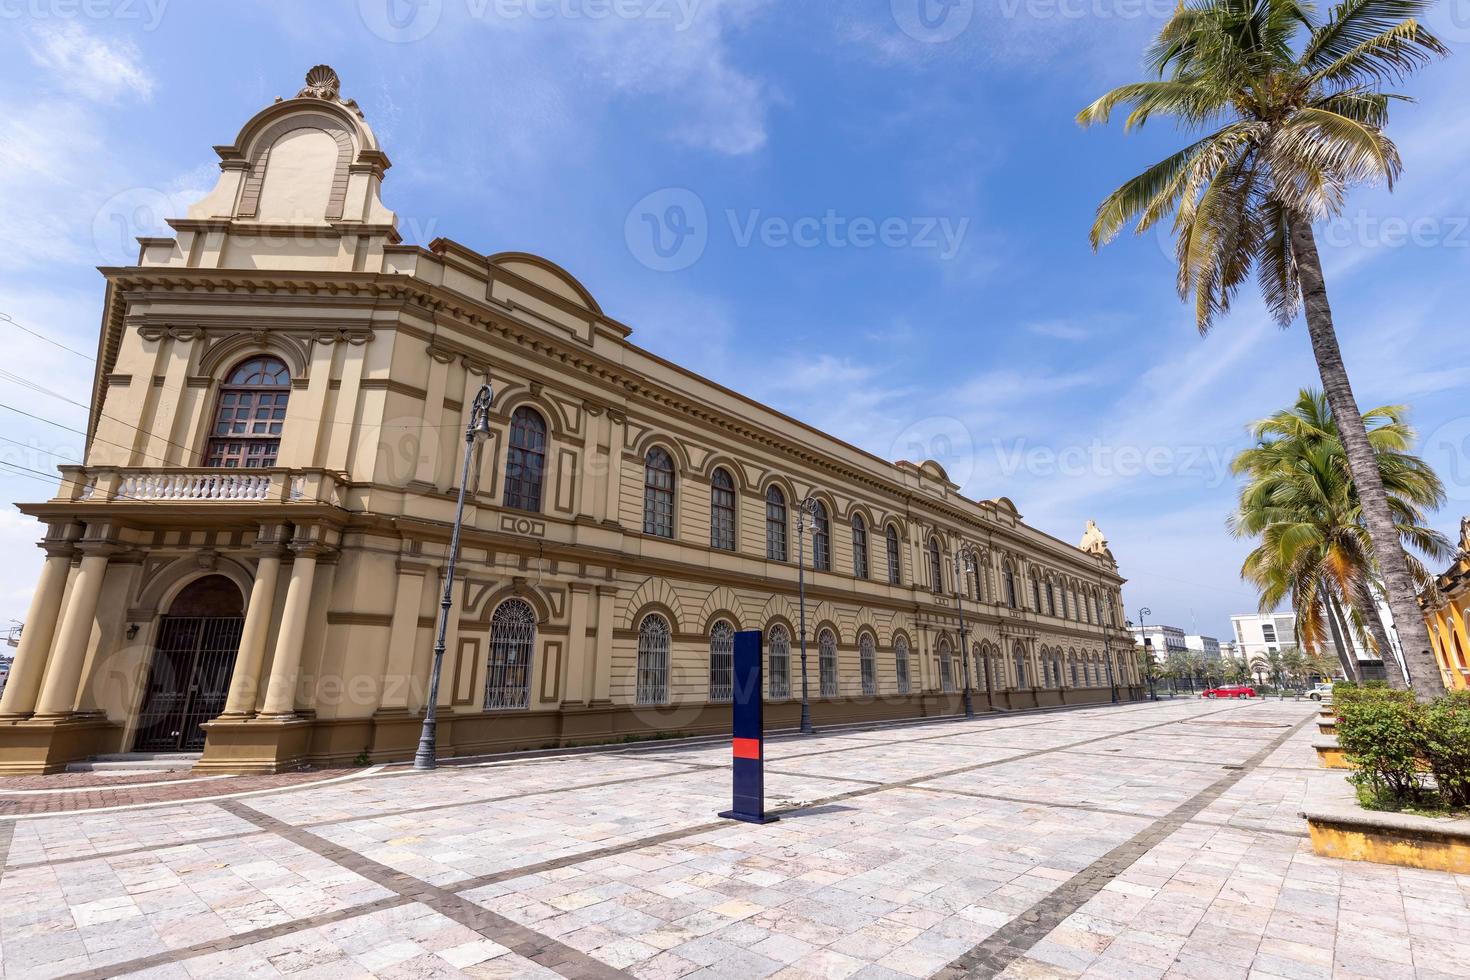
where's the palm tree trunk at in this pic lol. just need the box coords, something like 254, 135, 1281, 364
1289, 219, 1442, 701
1350, 577, 1406, 688
1322, 589, 1358, 681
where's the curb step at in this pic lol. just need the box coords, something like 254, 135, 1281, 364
66, 753, 201, 773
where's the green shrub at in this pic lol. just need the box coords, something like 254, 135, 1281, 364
1338, 691, 1424, 806
1421, 691, 1470, 808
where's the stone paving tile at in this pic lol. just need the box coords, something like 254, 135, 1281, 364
4, 803, 270, 869
6, 698, 1467, 979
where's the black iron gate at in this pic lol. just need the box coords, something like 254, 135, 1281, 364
133, 616, 244, 752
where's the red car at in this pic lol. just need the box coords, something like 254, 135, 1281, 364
1202, 685, 1256, 699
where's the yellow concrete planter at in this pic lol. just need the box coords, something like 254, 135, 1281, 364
1314, 738, 1349, 769
1303, 807, 1470, 874
1318, 721, 1337, 736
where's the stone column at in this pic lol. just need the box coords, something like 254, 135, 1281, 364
380, 560, 429, 711
592, 586, 618, 702
258, 541, 322, 718
602, 413, 626, 526
563, 584, 592, 704
220, 529, 285, 717
33, 546, 112, 718
0, 538, 76, 718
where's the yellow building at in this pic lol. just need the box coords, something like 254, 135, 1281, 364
1424, 517, 1470, 691
0, 67, 1138, 774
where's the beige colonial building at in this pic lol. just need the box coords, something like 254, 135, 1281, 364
0, 67, 1138, 774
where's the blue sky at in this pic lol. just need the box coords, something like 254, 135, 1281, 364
1, 0, 1467, 641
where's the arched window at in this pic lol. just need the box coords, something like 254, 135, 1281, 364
643, 448, 675, 538
1094, 590, 1104, 625
710, 468, 736, 551
1069, 650, 1079, 687
895, 635, 912, 694
1014, 645, 1029, 688
928, 537, 943, 594
1031, 575, 1042, 612
1004, 561, 1017, 608
1046, 581, 1057, 616
503, 407, 547, 512
886, 525, 902, 585
636, 614, 671, 705
768, 624, 791, 698
974, 642, 987, 690
709, 619, 734, 702
859, 633, 876, 695
765, 486, 787, 561
819, 628, 838, 697
938, 636, 955, 693
812, 501, 831, 571
485, 599, 536, 710
851, 515, 869, 580
1057, 583, 1067, 619
1081, 588, 1092, 624
205, 355, 291, 468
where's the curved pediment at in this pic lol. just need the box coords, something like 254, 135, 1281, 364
488, 252, 603, 315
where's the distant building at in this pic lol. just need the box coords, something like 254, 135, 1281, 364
1231, 613, 1298, 660
1231, 609, 1399, 680
1220, 641, 1244, 661
1184, 634, 1222, 661
1131, 624, 1187, 663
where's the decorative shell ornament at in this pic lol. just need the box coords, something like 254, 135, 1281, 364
298, 65, 341, 100
292, 65, 364, 118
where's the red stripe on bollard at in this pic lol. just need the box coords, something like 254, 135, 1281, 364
732, 737, 761, 760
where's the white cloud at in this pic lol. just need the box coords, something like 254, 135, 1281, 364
25, 23, 154, 104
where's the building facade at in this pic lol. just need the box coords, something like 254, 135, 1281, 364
1422, 517, 1470, 691
0, 67, 1138, 774
1130, 624, 1187, 663
1184, 634, 1222, 661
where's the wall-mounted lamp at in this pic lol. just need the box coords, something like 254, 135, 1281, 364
126, 623, 140, 641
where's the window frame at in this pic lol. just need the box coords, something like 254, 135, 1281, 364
885, 524, 902, 585
484, 598, 536, 710
636, 613, 671, 705
709, 467, 737, 551
851, 514, 869, 580
765, 486, 788, 561
503, 406, 548, 513
204, 355, 292, 469
643, 447, 676, 539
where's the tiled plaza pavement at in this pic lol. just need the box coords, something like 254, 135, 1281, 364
3, 698, 1469, 978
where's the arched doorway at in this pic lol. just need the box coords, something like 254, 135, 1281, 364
133, 575, 246, 752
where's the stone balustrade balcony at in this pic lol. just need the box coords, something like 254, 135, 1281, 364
54, 466, 349, 508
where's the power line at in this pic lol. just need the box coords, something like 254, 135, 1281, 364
0, 313, 95, 361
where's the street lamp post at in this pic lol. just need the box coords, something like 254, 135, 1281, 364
953, 544, 978, 718
796, 495, 820, 735
1137, 606, 1157, 701
414, 382, 494, 771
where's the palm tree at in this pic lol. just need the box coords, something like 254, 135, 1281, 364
1079, 0, 1447, 700
1228, 390, 1450, 687
1249, 653, 1270, 687
1283, 647, 1308, 689
1226, 658, 1253, 684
